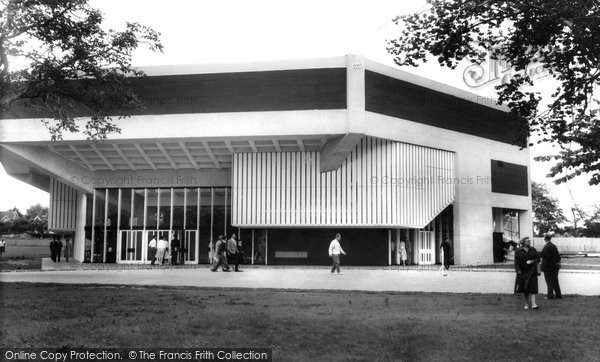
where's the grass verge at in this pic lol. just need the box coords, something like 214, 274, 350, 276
0, 283, 599, 361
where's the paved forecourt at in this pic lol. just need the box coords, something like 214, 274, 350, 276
1, 267, 599, 295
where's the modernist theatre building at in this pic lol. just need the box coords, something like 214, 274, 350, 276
0, 55, 531, 266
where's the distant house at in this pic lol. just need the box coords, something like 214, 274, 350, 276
32, 213, 48, 223
0, 210, 21, 223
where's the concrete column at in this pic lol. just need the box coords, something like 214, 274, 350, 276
519, 166, 534, 242
345, 54, 366, 134
73, 192, 87, 262
519, 209, 533, 240
453, 200, 494, 265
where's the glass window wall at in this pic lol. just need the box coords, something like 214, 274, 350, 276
199, 189, 211, 263
146, 189, 158, 229
159, 188, 171, 229
132, 189, 145, 229
85, 187, 232, 264
172, 189, 185, 229
120, 189, 132, 229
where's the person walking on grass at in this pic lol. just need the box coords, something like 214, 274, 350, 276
211, 235, 230, 272
540, 234, 562, 299
514, 237, 541, 310
328, 233, 346, 274
0, 238, 6, 257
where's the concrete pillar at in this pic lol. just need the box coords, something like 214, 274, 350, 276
345, 54, 366, 133
73, 192, 87, 262
453, 200, 494, 265
519, 209, 533, 241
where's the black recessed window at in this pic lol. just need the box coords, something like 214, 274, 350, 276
491, 160, 528, 196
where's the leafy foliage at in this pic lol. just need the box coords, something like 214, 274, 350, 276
1, 205, 48, 235
387, 0, 600, 185
582, 205, 600, 237
531, 182, 566, 236
0, 0, 163, 140
25, 203, 47, 219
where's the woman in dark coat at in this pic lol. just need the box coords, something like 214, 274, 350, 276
514, 237, 540, 309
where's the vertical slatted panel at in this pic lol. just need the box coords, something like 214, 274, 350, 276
232, 155, 237, 227
231, 137, 456, 227
277, 152, 283, 225
48, 178, 79, 231
259, 153, 264, 225
351, 143, 357, 225
266, 153, 272, 225
391, 140, 397, 224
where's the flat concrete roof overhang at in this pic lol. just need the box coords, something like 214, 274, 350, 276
0, 54, 523, 194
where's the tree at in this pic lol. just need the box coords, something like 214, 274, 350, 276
570, 205, 588, 236
8, 206, 22, 218
531, 182, 567, 236
25, 203, 47, 219
387, 0, 600, 185
582, 205, 600, 237
0, 0, 163, 140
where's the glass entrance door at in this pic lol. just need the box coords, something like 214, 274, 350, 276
146, 230, 170, 263
182, 230, 197, 264
418, 231, 435, 265
118, 230, 145, 263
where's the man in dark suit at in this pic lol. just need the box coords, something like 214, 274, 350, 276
170, 233, 181, 265
49, 238, 57, 262
55, 237, 63, 262
540, 234, 562, 299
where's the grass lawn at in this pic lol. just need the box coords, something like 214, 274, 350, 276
0, 283, 598, 361
0, 239, 49, 270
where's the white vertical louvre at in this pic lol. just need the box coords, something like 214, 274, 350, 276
232, 136, 456, 228
48, 178, 79, 231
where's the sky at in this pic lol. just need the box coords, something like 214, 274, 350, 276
0, 0, 598, 220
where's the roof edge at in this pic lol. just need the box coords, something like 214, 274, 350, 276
363, 58, 510, 113
137, 56, 347, 76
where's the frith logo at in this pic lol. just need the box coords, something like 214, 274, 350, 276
463, 52, 550, 89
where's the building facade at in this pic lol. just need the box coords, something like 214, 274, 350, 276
0, 55, 532, 266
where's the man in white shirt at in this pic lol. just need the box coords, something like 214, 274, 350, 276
156, 236, 168, 265
0, 238, 6, 257
148, 235, 157, 265
328, 233, 346, 274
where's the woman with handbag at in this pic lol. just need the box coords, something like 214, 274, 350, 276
514, 237, 541, 310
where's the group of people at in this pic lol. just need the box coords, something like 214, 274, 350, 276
148, 233, 181, 266
514, 234, 562, 310
210, 233, 244, 272
49, 237, 71, 262
0, 238, 5, 257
